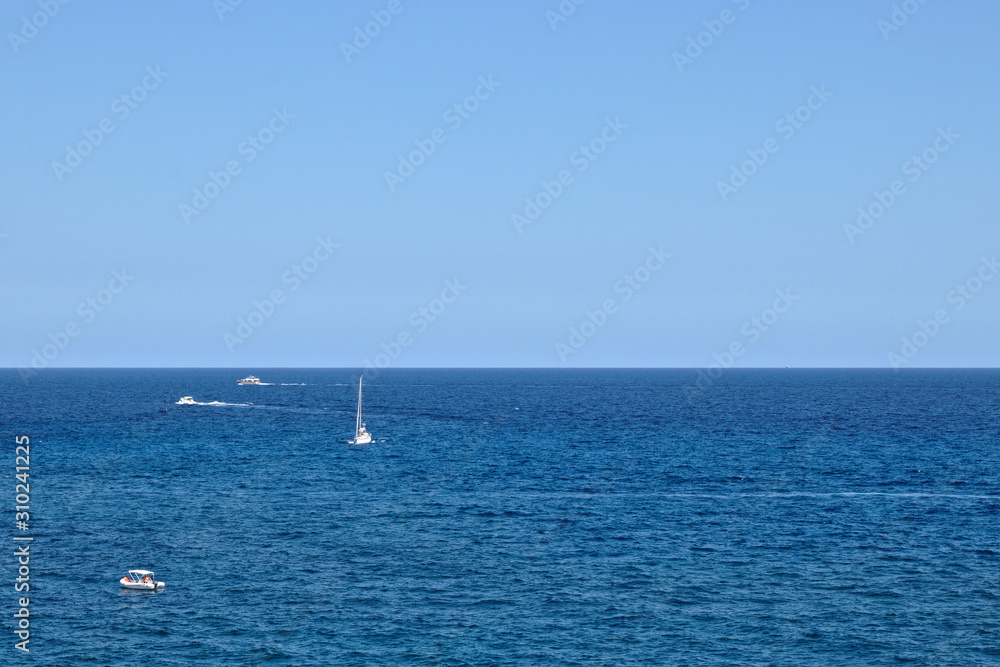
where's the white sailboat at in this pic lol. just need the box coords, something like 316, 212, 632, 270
351, 375, 373, 444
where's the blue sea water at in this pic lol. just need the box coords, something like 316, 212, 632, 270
1, 368, 998, 665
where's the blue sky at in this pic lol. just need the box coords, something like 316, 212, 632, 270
2, 0, 998, 369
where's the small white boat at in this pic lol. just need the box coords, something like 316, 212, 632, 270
120, 570, 165, 590
238, 375, 263, 385
177, 396, 196, 405
350, 375, 373, 445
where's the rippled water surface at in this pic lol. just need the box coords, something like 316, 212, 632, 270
2, 369, 998, 665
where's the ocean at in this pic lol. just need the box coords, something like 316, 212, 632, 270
1, 368, 998, 665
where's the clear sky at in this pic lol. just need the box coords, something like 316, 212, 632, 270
3, 0, 999, 370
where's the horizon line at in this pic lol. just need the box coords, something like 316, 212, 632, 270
4, 366, 1000, 371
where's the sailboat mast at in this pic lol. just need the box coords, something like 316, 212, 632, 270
356, 375, 363, 435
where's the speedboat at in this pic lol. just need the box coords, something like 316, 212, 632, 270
177, 396, 196, 405
350, 375, 373, 444
120, 570, 165, 590
238, 375, 262, 385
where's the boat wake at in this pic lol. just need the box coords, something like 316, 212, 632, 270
175, 399, 253, 407
200, 400, 253, 407
174, 399, 331, 415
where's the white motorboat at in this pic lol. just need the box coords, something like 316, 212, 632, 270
177, 396, 196, 405
351, 375, 373, 445
120, 570, 165, 590
238, 375, 263, 385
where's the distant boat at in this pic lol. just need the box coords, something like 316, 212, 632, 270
238, 375, 263, 385
177, 396, 196, 405
120, 569, 165, 590
351, 375, 373, 445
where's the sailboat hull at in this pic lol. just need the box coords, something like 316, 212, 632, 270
352, 434, 372, 445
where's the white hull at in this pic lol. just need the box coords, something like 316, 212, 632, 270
120, 578, 165, 590
352, 433, 372, 445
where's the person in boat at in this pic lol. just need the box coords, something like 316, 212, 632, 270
142, 575, 151, 583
